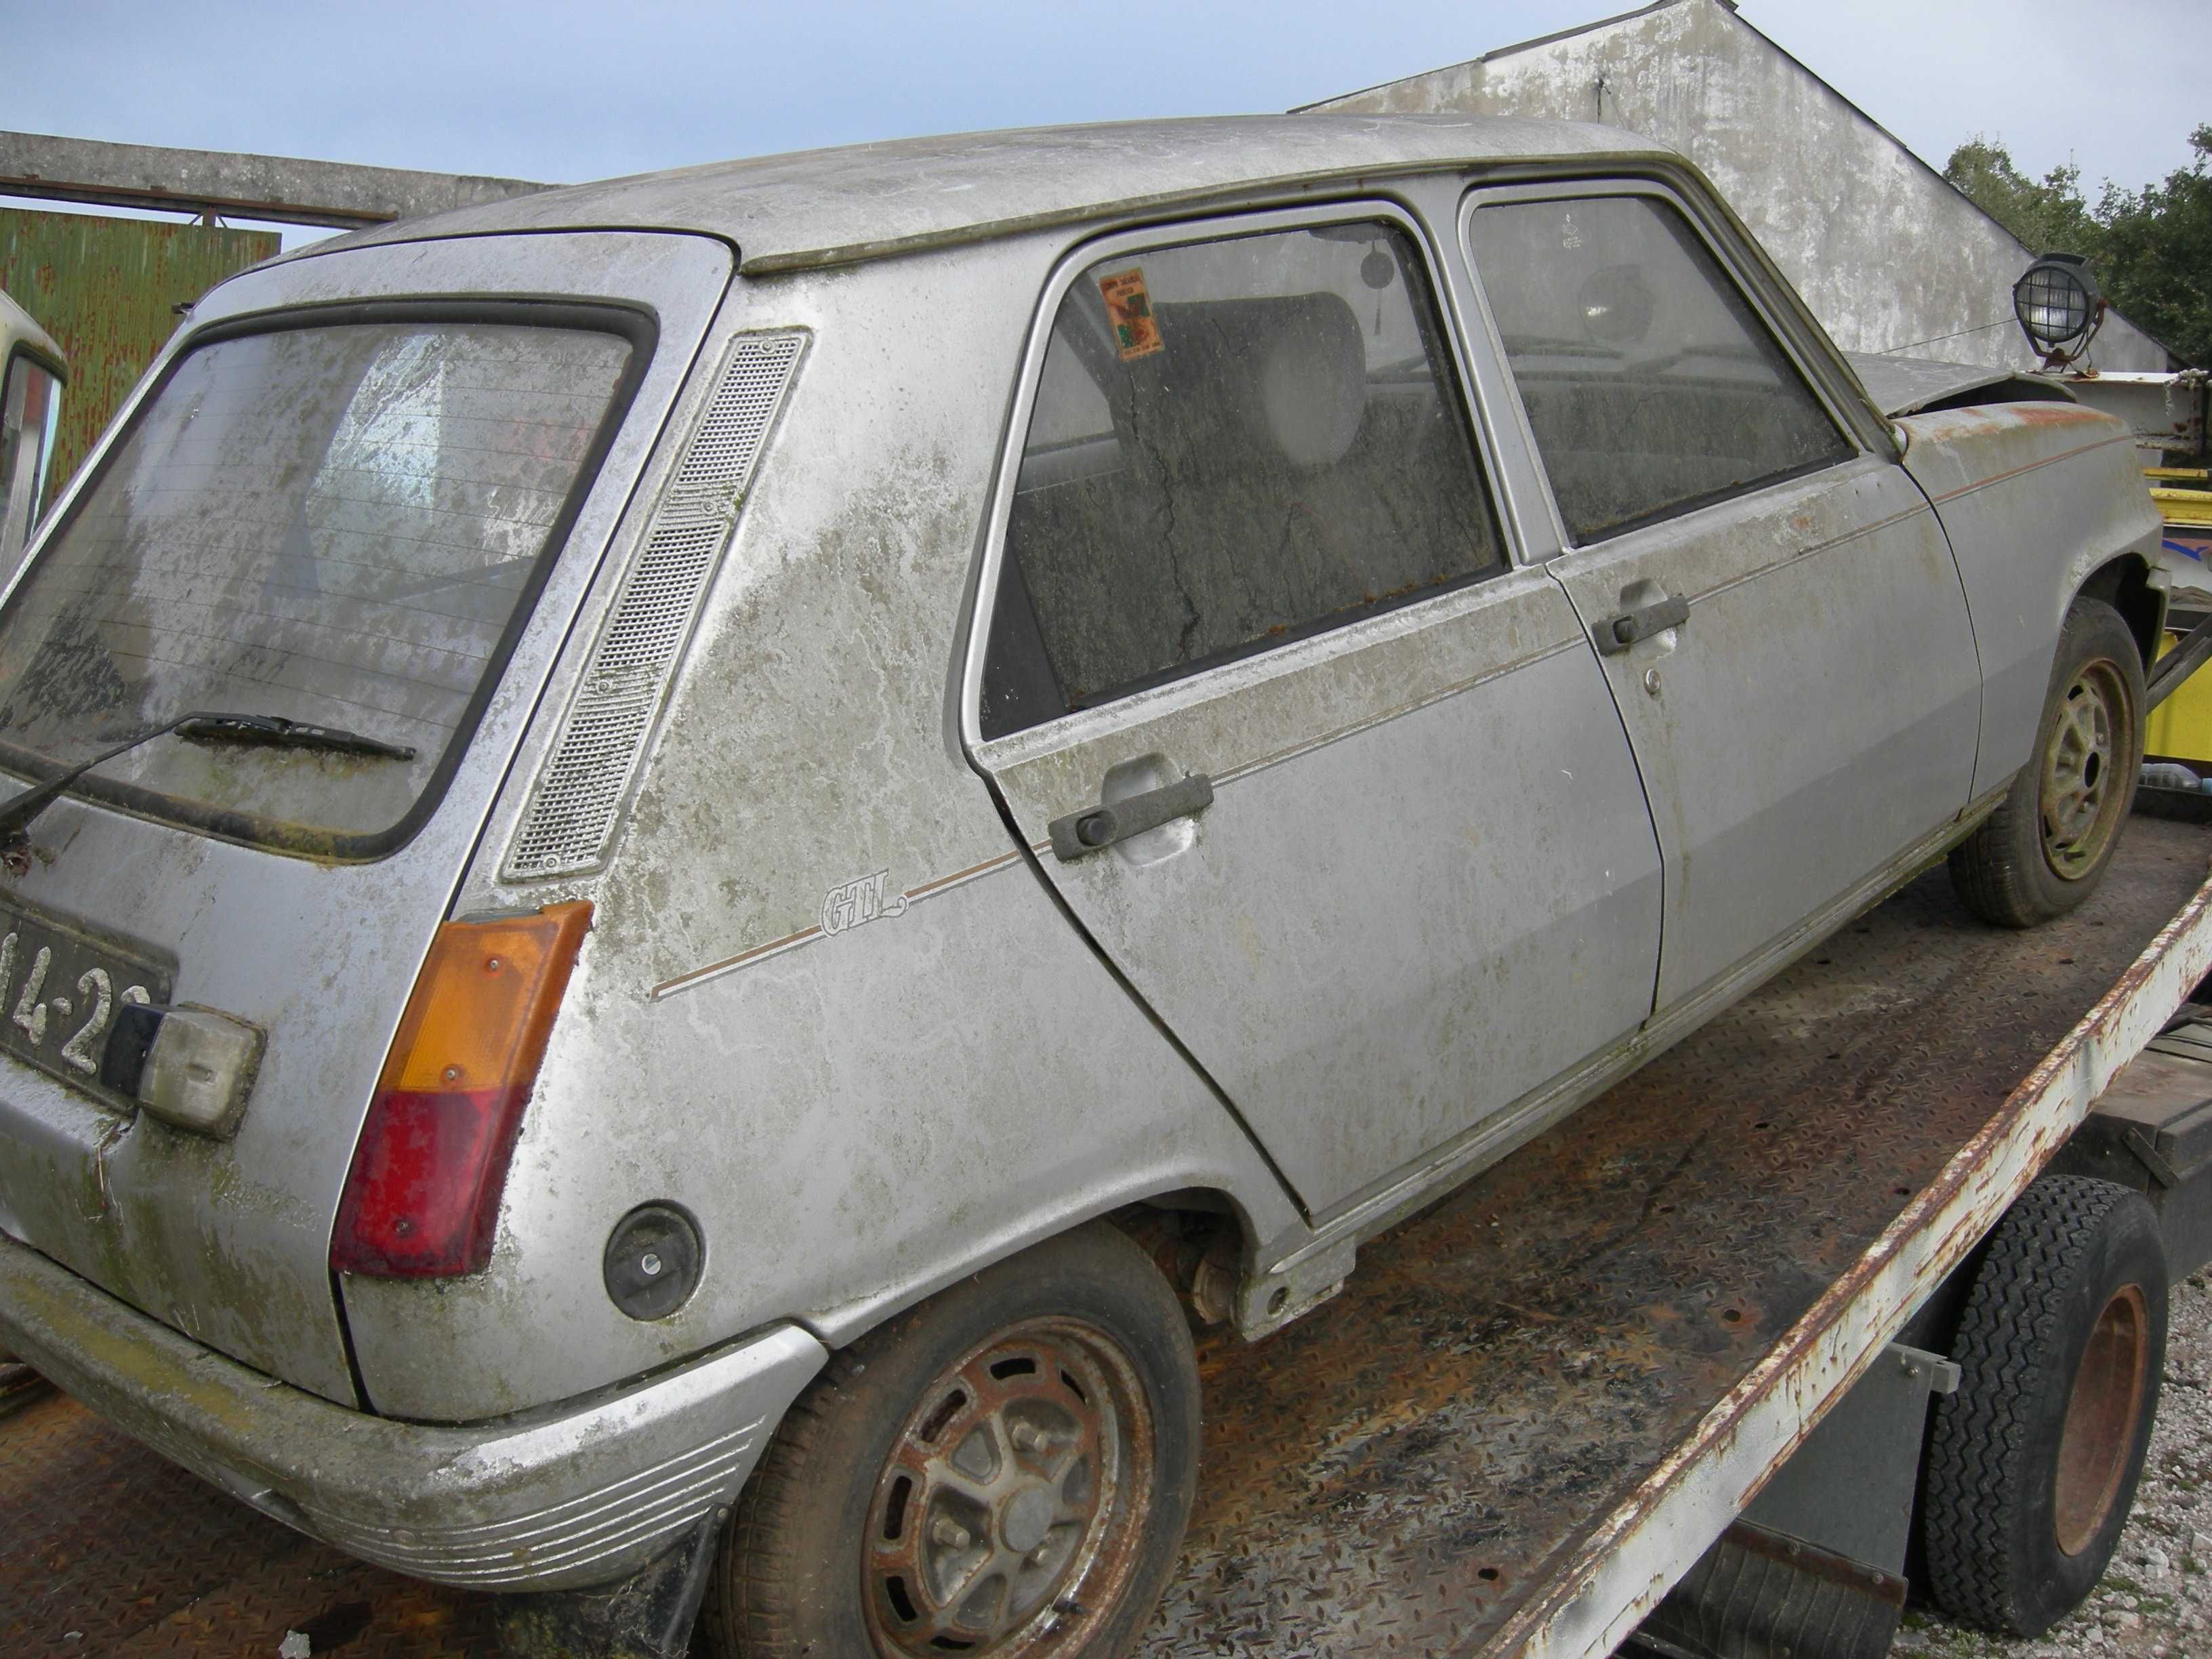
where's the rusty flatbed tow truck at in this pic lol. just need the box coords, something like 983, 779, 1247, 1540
10, 813, 2212, 1658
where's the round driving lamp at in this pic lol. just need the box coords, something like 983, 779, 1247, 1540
2013, 253, 2103, 361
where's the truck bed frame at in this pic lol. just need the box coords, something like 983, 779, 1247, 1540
7, 817, 2212, 1658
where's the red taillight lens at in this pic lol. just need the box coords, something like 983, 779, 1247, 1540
331, 902, 591, 1277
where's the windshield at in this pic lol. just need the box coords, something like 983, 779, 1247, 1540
0, 311, 640, 855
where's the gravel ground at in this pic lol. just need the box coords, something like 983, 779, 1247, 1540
1893, 1267, 2212, 1659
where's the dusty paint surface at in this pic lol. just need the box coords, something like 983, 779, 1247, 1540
7, 817, 2206, 1653
0, 207, 276, 495
343, 235, 1303, 1420
1139, 818, 2212, 1656
0, 229, 732, 1410
1309, 0, 2170, 373
1898, 401, 2166, 800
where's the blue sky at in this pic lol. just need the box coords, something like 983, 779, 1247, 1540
3, 0, 2203, 235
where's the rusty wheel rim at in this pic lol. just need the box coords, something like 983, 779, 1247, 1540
2040, 658, 2131, 882
863, 1317, 1155, 1658
2053, 1284, 2150, 1556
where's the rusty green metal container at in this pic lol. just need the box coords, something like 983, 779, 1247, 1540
0, 207, 279, 495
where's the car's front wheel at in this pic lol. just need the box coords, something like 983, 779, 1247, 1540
701, 1221, 1200, 1659
1949, 595, 2144, 928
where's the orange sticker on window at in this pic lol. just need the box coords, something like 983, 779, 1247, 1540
1099, 269, 1164, 361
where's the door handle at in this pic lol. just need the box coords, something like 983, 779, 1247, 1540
1595, 593, 1689, 654
1049, 774, 1214, 862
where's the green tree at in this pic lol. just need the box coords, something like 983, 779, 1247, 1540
1944, 128, 2212, 367
2093, 125, 2212, 369
1943, 138, 2099, 256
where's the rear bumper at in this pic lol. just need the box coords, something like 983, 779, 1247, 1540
0, 1231, 825, 1591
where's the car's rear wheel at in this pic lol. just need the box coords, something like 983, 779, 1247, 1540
701, 1221, 1200, 1659
1948, 596, 2143, 928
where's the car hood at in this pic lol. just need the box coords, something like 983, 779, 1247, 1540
1847, 351, 2072, 417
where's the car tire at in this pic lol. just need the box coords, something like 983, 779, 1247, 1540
699, 1221, 1201, 1659
1948, 596, 2144, 928
1919, 1175, 2167, 1637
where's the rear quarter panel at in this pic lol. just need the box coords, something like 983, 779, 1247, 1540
1896, 403, 2162, 800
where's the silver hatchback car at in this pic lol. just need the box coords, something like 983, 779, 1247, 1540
0, 115, 2166, 1658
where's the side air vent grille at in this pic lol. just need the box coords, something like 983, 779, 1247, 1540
504, 331, 806, 880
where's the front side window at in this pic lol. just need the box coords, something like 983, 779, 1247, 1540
0, 312, 640, 855
1467, 193, 1853, 542
981, 220, 1504, 738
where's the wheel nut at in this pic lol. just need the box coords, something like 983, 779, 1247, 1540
931, 1517, 971, 1550
1012, 1422, 1048, 1453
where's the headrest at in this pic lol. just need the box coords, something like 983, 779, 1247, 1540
1140, 293, 1368, 470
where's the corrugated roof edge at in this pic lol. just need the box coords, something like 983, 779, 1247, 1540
270, 114, 1677, 279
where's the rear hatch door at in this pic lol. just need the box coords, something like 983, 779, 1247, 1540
0, 230, 731, 1404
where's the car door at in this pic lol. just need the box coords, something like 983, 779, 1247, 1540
962, 203, 1663, 1220
1460, 183, 1984, 1014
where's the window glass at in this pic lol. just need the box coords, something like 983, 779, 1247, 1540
0, 319, 634, 850
0, 352, 62, 560
983, 221, 1504, 737
1468, 194, 1853, 542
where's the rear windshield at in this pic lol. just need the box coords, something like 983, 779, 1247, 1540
0, 310, 641, 856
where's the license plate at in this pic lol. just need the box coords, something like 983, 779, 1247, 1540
0, 898, 175, 1112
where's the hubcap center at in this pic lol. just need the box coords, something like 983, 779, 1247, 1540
1002, 1483, 1055, 1554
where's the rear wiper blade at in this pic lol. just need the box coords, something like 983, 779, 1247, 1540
173, 712, 417, 760
0, 710, 416, 849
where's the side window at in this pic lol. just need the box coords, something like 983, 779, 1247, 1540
981, 220, 1505, 739
1, 351, 63, 542
1467, 194, 1853, 543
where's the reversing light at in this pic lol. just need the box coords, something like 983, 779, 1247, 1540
331, 901, 591, 1278
100, 1002, 266, 1138
2013, 253, 2104, 367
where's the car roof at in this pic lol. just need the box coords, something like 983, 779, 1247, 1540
0, 289, 64, 376
301, 114, 1675, 277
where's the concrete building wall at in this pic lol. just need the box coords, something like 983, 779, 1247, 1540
1308, 0, 2169, 373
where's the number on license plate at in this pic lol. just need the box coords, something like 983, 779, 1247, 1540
0, 928, 155, 1077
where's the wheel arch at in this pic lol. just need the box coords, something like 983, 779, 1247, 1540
2077, 552, 2166, 670
801, 1174, 1284, 1355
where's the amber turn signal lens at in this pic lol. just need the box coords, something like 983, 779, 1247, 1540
331, 901, 591, 1278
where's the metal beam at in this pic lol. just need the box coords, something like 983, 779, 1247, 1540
0, 131, 550, 230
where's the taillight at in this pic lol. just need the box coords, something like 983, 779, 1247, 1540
331, 901, 591, 1278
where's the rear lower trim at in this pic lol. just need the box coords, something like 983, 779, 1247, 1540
0, 1237, 825, 1590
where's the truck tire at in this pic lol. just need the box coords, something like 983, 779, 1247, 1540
1920, 1175, 2167, 1636
701, 1221, 1200, 1659
1948, 597, 2143, 928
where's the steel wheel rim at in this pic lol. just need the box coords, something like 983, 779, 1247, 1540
863, 1316, 1155, 1658
2040, 657, 2131, 882
2053, 1283, 2150, 1557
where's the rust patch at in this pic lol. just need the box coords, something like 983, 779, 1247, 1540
0, 1389, 495, 1656
2009, 400, 2117, 429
